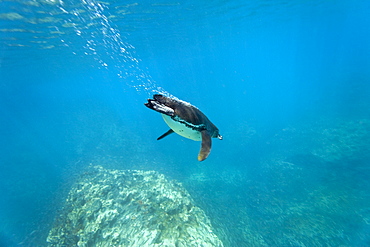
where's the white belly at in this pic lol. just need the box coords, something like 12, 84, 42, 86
161, 114, 201, 141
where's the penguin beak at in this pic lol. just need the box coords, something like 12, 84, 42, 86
217, 135, 223, 140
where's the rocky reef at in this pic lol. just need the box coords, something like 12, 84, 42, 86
183, 118, 370, 246
47, 165, 223, 247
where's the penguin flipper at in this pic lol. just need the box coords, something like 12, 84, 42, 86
198, 130, 212, 161
157, 129, 174, 140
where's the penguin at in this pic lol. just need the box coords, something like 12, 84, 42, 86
145, 94, 222, 161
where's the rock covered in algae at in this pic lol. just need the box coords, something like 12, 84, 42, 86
47, 165, 223, 247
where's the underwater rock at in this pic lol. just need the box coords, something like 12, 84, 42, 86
47, 165, 223, 247
310, 119, 370, 163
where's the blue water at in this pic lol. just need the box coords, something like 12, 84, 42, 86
1, 0, 370, 246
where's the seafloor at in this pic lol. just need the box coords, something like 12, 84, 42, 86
47, 165, 223, 247
183, 118, 370, 246
47, 118, 370, 246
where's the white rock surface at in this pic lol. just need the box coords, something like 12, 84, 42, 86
47, 165, 223, 247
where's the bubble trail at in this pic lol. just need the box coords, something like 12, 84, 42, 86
53, 0, 169, 97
